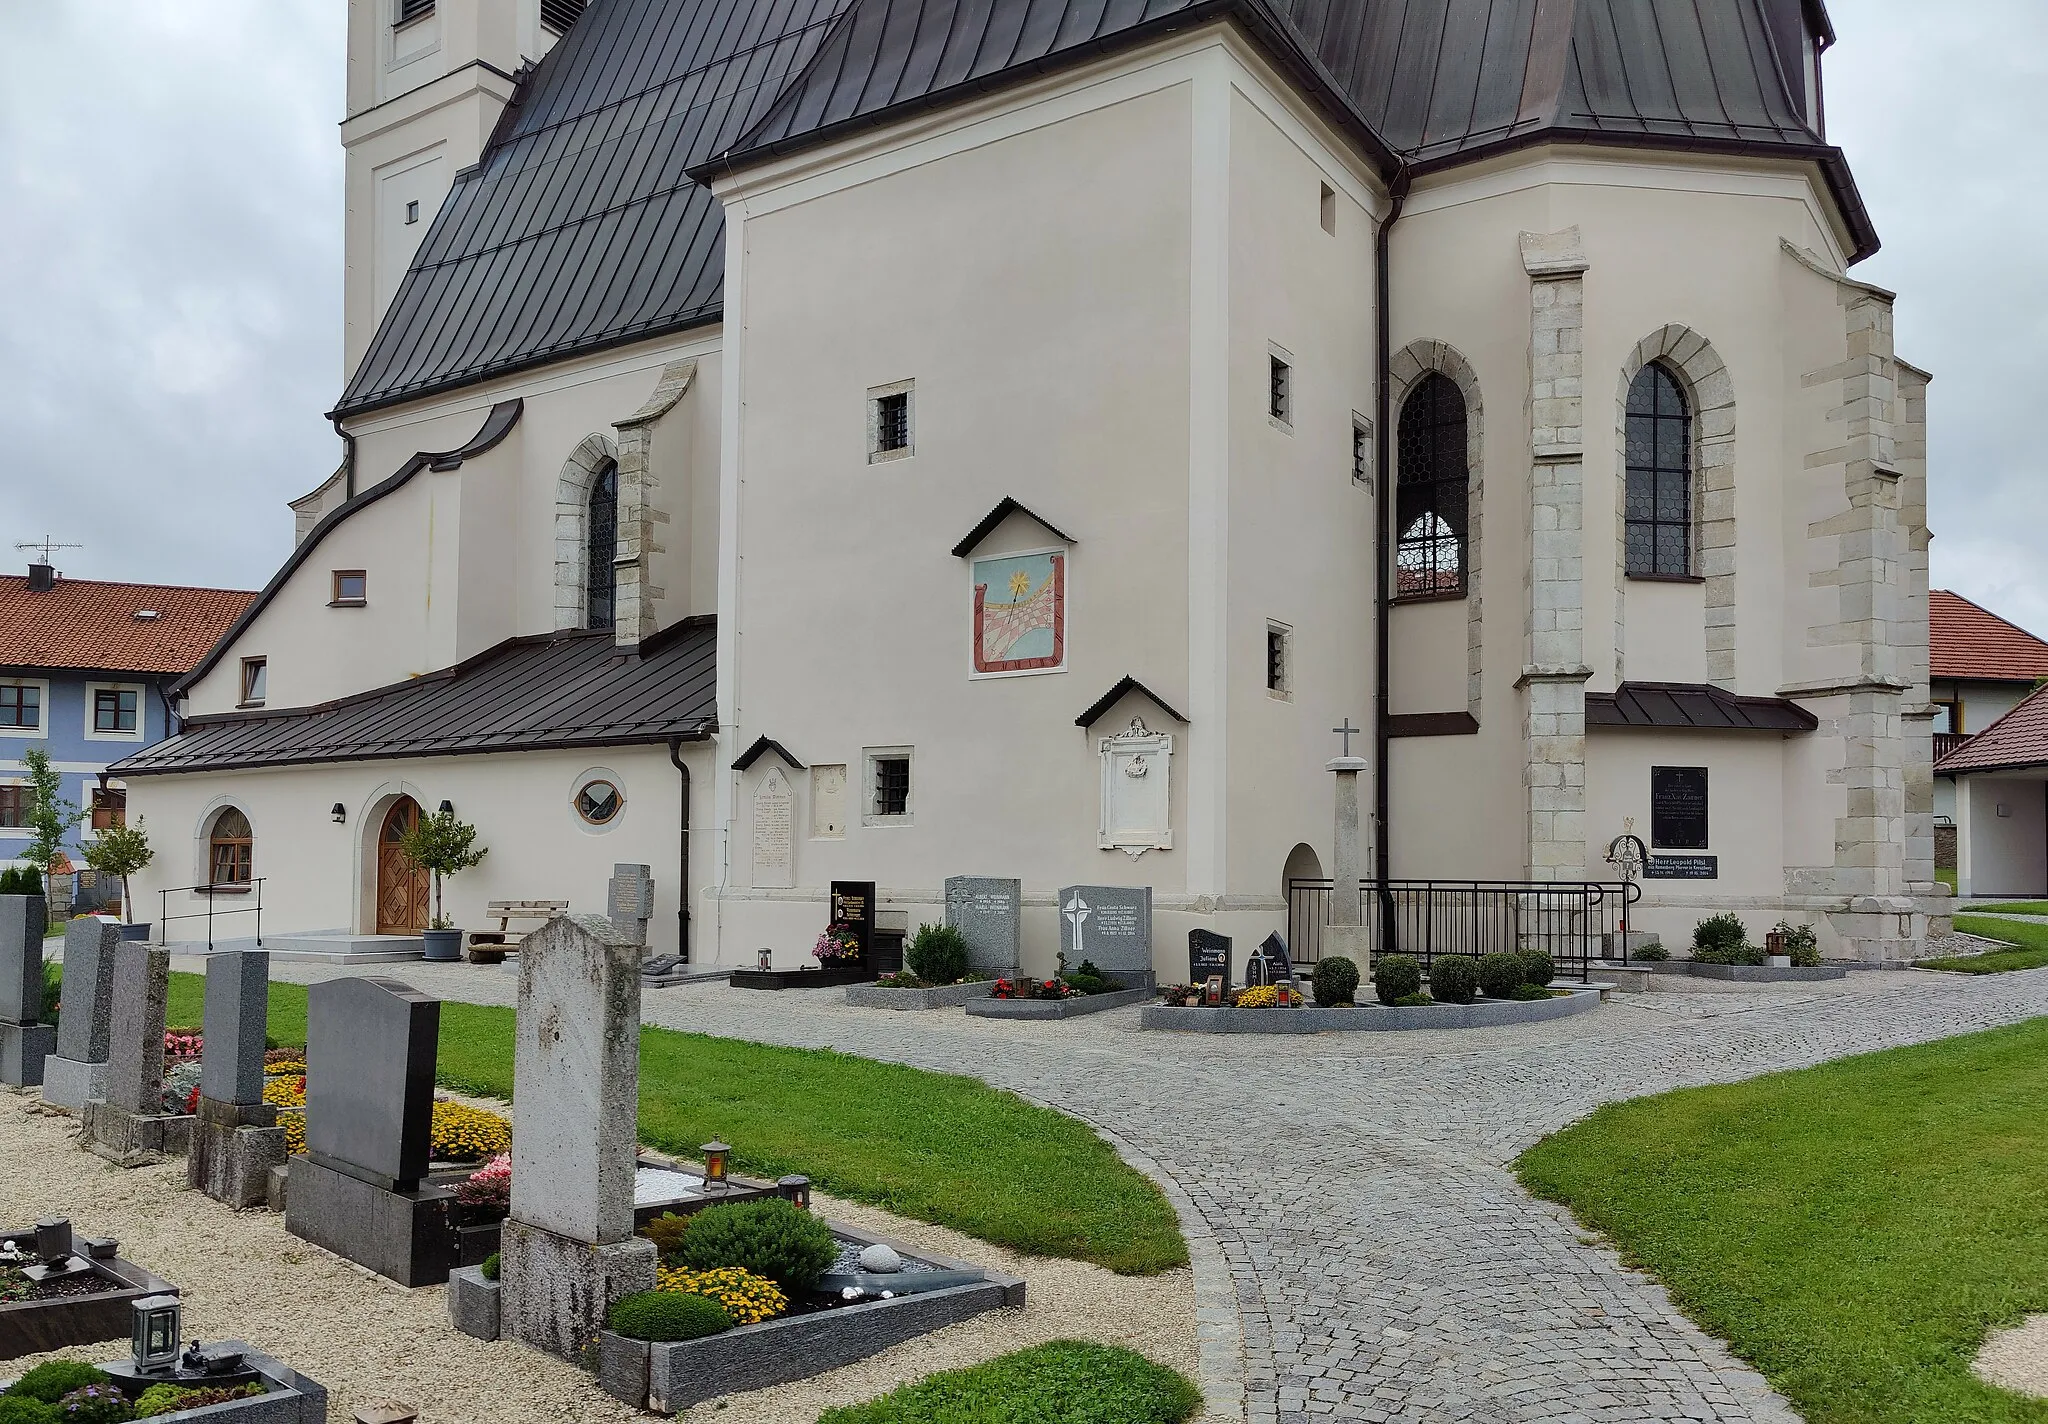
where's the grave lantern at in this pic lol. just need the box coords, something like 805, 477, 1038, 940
701, 1140, 730, 1191
1275, 982, 1293, 1008
777, 1175, 812, 1211
132, 1294, 182, 1373
757, 948, 772, 972
1765, 930, 1787, 957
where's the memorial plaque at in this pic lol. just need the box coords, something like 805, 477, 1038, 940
945, 877, 1021, 976
1059, 885, 1153, 989
830, 881, 876, 965
752, 769, 795, 889
1650, 766, 1709, 850
1188, 930, 1231, 989
1645, 855, 1718, 880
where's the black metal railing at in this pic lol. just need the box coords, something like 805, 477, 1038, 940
1287, 878, 1640, 982
157, 879, 265, 952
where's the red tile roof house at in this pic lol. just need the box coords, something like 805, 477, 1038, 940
1931, 590, 2048, 898
0, 560, 254, 911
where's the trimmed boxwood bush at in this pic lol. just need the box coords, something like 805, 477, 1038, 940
607, 1289, 733, 1342
671, 1197, 838, 1294
1693, 912, 1748, 957
1429, 955, 1478, 1005
1476, 952, 1525, 1000
7, 1364, 111, 1406
1311, 957, 1359, 1007
1373, 954, 1421, 1006
480, 1251, 500, 1281
1517, 949, 1555, 988
1631, 942, 1668, 962
0, 1398, 56, 1424
906, 923, 971, 984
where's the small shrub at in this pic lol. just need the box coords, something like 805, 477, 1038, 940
1693, 912, 1748, 957
1508, 984, 1556, 1001
135, 1385, 262, 1419
1311, 957, 1359, 1006
655, 1264, 788, 1324
643, 1211, 692, 1259
1694, 941, 1766, 967
1631, 942, 1669, 962
1773, 920, 1821, 967
0, 1398, 56, 1424
607, 1289, 733, 1342
480, 1252, 500, 1282
1373, 955, 1421, 1005
1062, 960, 1120, 995
1429, 955, 1479, 1005
1516, 949, 1555, 988
1476, 952, 1526, 1000
906, 923, 970, 984
38, 960, 60, 1029
9, 1363, 112, 1405
671, 1198, 838, 1294
0, 866, 41, 896
52, 1384, 130, 1424
1392, 993, 1434, 1007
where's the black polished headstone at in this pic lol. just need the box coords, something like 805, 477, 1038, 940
305, 977, 439, 1192
1248, 933, 1295, 989
830, 881, 876, 966
1188, 930, 1231, 989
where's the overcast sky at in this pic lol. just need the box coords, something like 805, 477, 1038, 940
2, 2, 2044, 630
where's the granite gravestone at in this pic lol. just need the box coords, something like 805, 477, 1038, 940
188, 951, 286, 1208
1058, 886, 1154, 991
82, 943, 189, 1166
0, 894, 54, 1088
944, 877, 1021, 979
831, 881, 876, 966
1245, 933, 1296, 989
1188, 930, 1231, 989
607, 864, 655, 948
43, 917, 119, 1109
502, 914, 655, 1360
285, 977, 454, 1286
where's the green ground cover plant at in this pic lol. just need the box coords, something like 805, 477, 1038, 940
1969, 902, 2048, 917
1517, 1019, 2048, 1423
816, 1340, 1201, 1424
1920, 916, 2048, 974
166, 973, 1184, 1276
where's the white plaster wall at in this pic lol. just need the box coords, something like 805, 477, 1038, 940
1962, 774, 2047, 899
1934, 679, 2031, 736
1623, 581, 1707, 685
125, 743, 706, 959
1388, 600, 1466, 716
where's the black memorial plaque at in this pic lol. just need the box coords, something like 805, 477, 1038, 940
1188, 930, 1231, 989
829, 881, 876, 966
1650, 766, 1709, 851
1645, 855, 1718, 880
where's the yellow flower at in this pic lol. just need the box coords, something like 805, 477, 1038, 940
430, 1101, 512, 1161
1236, 986, 1279, 1008
654, 1265, 788, 1325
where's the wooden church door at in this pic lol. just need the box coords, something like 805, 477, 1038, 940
376, 797, 431, 935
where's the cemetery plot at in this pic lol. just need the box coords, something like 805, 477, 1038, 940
0, 1219, 177, 1361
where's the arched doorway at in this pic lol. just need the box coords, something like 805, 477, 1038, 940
376, 797, 431, 935
1283, 842, 1327, 963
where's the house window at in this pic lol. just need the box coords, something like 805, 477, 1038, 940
1351, 413, 1374, 489
587, 460, 618, 630
1396, 372, 1469, 597
1319, 182, 1336, 236
541, 0, 586, 32
1932, 700, 1962, 735
1266, 622, 1292, 698
332, 570, 367, 606
1625, 362, 1693, 577
208, 807, 254, 886
864, 749, 913, 823
396, 0, 432, 26
574, 779, 623, 825
868, 382, 913, 463
0, 684, 40, 730
93, 689, 138, 733
90, 787, 126, 830
1269, 355, 1291, 425
240, 658, 267, 706
0, 785, 28, 829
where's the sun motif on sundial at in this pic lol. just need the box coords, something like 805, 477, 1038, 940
1008, 570, 1033, 597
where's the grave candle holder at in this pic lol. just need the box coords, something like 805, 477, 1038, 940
701, 1140, 730, 1192
777, 1175, 811, 1211
1204, 975, 1223, 1006
132, 1294, 182, 1373
757, 948, 772, 972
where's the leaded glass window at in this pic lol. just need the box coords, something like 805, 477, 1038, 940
1395, 373, 1468, 597
1626, 363, 1692, 576
587, 460, 617, 630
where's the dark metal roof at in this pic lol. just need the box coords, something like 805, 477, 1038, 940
950, 497, 1077, 559
117, 621, 716, 775
336, 0, 1875, 419
1587, 681, 1817, 733
1076, 675, 1188, 728
731, 734, 805, 770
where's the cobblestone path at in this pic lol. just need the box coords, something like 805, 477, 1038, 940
262, 956, 2048, 1423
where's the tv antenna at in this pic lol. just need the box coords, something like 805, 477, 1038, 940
14, 537, 82, 564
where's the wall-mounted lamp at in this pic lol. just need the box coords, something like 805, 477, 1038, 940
331, 803, 346, 824
437, 800, 454, 816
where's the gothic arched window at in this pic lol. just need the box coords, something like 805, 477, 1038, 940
1396, 373, 1468, 597
1625, 363, 1691, 576
586, 460, 618, 630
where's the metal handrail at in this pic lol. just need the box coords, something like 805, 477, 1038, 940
156, 878, 265, 952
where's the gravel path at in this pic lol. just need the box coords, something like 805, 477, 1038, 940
1976, 1314, 2048, 1398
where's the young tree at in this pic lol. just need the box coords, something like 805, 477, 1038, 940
20, 748, 79, 901
396, 806, 489, 929
82, 817, 154, 924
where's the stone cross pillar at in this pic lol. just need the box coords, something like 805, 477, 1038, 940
503, 914, 655, 1359
611, 359, 696, 647
188, 951, 287, 1208
84, 943, 190, 1166
1323, 753, 1370, 963
43, 917, 119, 1109
0, 894, 55, 1089
1517, 228, 1594, 882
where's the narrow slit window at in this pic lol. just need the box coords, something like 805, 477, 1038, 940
1266, 624, 1291, 696
240, 658, 267, 706
1351, 414, 1374, 489
1625, 362, 1693, 577
1319, 182, 1336, 235
1395, 373, 1469, 598
587, 460, 617, 630
1269, 356, 1291, 424
404, 200, 419, 225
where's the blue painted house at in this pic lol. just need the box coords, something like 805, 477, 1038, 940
0, 560, 254, 895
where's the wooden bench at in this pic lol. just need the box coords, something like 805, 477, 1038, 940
465, 900, 570, 963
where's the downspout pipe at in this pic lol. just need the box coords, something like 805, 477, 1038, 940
332, 417, 357, 500
1373, 166, 1411, 954
668, 738, 692, 963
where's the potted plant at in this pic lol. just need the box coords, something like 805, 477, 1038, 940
82, 816, 154, 941
396, 805, 488, 960
811, 922, 860, 968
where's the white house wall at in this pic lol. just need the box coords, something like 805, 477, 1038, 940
1957, 773, 2047, 900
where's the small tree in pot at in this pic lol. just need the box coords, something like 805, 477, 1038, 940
82, 816, 153, 931
397, 805, 488, 959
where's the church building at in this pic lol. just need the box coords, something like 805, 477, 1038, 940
119, 0, 1946, 972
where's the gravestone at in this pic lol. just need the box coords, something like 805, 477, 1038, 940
752, 770, 795, 889
502, 914, 655, 1360
0, 895, 55, 1088
82, 943, 190, 1166
944, 877, 1021, 979
43, 917, 119, 1109
285, 977, 455, 1286
607, 864, 655, 948
1188, 930, 1231, 989
187, 951, 286, 1208
1058, 886, 1154, 991
1245, 932, 1296, 990
831, 881, 876, 966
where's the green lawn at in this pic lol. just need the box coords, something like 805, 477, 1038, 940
1938, 867, 1959, 891
1970, 902, 2048, 917
1921, 916, 2048, 974
162, 973, 1185, 1276
815, 1341, 1201, 1424
1517, 1021, 2048, 1424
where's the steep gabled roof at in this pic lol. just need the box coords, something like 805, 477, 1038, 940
1931, 590, 2048, 684
335, 0, 1875, 420
1935, 681, 2048, 776
0, 575, 254, 677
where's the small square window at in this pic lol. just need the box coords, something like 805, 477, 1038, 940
863, 748, 913, 823
396, 0, 432, 27
0, 684, 39, 730
332, 570, 367, 605
1351, 413, 1374, 489
1269, 355, 1291, 426
240, 658, 267, 707
405, 200, 419, 225
1319, 182, 1336, 235
93, 688, 138, 733
868, 382, 913, 463
1266, 623, 1292, 698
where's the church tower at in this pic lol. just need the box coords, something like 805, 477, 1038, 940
338, 0, 582, 380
